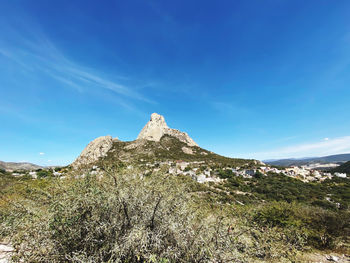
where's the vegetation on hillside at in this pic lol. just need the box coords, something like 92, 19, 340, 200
100, 135, 255, 168
332, 161, 350, 174
1, 166, 350, 262
214, 170, 350, 209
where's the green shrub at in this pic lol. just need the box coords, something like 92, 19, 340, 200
37, 169, 51, 178
1, 169, 306, 262
254, 201, 302, 228
311, 199, 336, 210
253, 201, 350, 249
304, 208, 350, 249
217, 169, 234, 179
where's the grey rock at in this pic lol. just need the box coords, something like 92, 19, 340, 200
326, 255, 340, 262
0, 243, 14, 263
182, 146, 193, 155
137, 113, 198, 147
71, 135, 113, 169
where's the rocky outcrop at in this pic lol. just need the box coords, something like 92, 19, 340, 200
137, 113, 198, 147
137, 113, 168, 142
0, 243, 14, 263
182, 146, 193, 155
71, 113, 198, 168
72, 136, 113, 169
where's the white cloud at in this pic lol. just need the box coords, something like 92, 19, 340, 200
250, 136, 350, 160
0, 22, 155, 110
39, 152, 45, 155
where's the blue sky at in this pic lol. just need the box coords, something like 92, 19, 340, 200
1, 0, 350, 165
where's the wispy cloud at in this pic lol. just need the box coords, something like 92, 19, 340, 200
250, 136, 350, 160
211, 101, 252, 116
0, 21, 155, 109
39, 152, 45, 155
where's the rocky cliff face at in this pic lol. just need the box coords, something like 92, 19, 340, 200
137, 113, 198, 147
137, 113, 168, 142
72, 113, 199, 168
71, 136, 114, 169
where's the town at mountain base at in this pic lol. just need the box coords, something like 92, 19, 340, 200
1, 113, 348, 185
70, 113, 348, 184
70, 113, 261, 184
1, 113, 350, 262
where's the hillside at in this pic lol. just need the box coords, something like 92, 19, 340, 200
1, 113, 350, 262
332, 161, 350, 174
265, 153, 350, 167
72, 113, 256, 170
0, 161, 43, 171
2, 157, 350, 262
101, 135, 255, 167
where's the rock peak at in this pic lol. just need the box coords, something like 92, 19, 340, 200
150, 112, 165, 122
137, 113, 169, 142
71, 113, 198, 168
71, 135, 113, 169
137, 113, 198, 147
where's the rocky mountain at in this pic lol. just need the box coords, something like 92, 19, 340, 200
265, 153, 350, 167
0, 161, 43, 171
71, 135, 116, 169
137, 113, 198, 147
72, 113, 254, 169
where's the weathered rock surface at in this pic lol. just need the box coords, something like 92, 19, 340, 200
0, 243, 14, 263
137, 113, 198, 147
182, 146, 193, 155
72, 136, 113, 169
297, 252, 349, 263
71, 113, 201, 168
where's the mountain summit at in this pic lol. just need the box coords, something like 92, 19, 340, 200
71, 113, 251, 169
137, 113, 197, 147
137, 113, 168, 142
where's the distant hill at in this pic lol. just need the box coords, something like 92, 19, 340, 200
332, 161, 350, 174
264, 153, 350, 167
0, 161, 43, 171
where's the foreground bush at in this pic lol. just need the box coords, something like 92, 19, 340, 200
1, 170, 305, 262
254, 201, 350, 249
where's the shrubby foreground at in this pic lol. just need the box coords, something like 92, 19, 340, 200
0, 169, 349, 262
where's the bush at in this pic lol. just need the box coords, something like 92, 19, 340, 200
254, 201, 302, 228
311, 199, 336, 210
304, 208, 350, 249
253, 201, 350, 249
37, 169, 51, 178
1, 169, 306, 262
1, 172, 231, 262
217, 169, 234, 179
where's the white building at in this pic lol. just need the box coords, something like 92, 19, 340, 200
334, 172, 347, 178
29, 171, 37, 179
